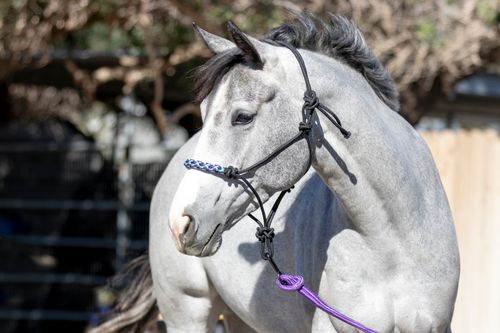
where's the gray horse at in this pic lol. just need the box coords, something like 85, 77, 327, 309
94, 14, 459, 333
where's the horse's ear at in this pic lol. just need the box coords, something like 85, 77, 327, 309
193, 22, 235, 54
226, 21, 264, 69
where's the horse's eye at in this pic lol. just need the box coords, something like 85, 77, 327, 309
232, 113, 255, 126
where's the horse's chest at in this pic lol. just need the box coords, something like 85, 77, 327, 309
322, 233, 451, 332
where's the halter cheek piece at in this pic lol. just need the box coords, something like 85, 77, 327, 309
184, 42, 378, 333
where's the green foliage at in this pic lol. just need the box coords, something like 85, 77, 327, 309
72, 22, 133, 51
205, 4, 234, 23
0, 0, 48, 18
90, 0, 121, 16
416, 19, 442, 46
69, 21, 193, 53
11, 0, 28, 10
147, 20, 193, 52
204, 3, 286, 34
237, 6, 285, 33
475, 0, 498, 24
402, 0, 418, 6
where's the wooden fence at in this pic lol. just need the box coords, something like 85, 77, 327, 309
421, 129, 500, 332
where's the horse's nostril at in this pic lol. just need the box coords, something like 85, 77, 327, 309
171, 215, 195, 250
182, 215, 194, 236
179, 215, 196, 247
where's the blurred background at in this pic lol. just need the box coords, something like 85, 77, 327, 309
0, 1, 498, 332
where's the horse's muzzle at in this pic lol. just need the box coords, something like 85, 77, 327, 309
170, 215, 222, 256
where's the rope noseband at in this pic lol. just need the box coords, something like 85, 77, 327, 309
183, 42, 378, 333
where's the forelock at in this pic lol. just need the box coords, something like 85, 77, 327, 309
194, 48, 243, 103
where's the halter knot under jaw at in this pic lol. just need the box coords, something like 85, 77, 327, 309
255, 226, 275, 242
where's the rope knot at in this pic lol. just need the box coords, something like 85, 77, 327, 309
255, 226, 275, 242
299, 121, 312, 133
303, 90, 319, 110
342, 130, 351, 139
223, 166, 239, 179
276, 274, 304, 292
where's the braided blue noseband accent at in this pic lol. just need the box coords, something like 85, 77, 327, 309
184, 159, 225, 175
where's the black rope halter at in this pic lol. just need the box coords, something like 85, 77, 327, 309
184, 41, 351, 274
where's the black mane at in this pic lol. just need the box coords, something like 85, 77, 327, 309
195, 13, 400, 112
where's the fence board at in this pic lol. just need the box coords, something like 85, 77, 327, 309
421, 129, 500, 332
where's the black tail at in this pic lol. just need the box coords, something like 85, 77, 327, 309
88, 255, 159, 333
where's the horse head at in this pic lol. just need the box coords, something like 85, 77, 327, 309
168, 22, 311, 256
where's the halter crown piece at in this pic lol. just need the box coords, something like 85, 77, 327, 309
184, 42, 378, 333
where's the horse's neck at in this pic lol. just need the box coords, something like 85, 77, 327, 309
310, 76, 448, 240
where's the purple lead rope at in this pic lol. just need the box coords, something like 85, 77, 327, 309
277, 274, 379, 333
